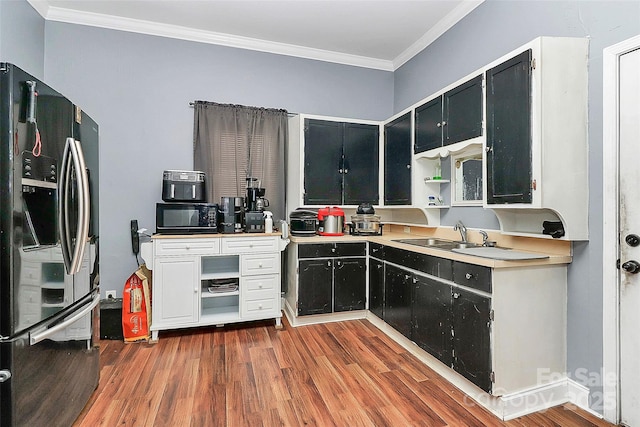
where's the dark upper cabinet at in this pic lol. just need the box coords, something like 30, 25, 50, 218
343, 123, 379, 205
304, 120, 343, 205
414, 97, 442, 153
303, 119, 379, 205
384, 112, 412, 205
297, 258, 333, 316
452, 287, 492, 393
415, 75, 483, 154
486, 49, 532, 204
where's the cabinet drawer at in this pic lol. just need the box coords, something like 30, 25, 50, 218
243, 274, 279, 298
155, 238, 220, 256
242, 253, 280, 276
242, 297, 279, 317
453, 261, 492, 293
222, 236, 279, 254
298, 242, 366, 258
384, 246, 453, 280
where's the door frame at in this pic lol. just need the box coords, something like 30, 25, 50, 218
602, 34, 640, 424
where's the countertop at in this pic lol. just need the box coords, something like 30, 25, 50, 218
289, 228, 572, 269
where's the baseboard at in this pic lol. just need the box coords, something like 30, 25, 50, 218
282, 299, 367, 327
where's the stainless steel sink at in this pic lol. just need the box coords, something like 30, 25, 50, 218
392, 238, 478, 251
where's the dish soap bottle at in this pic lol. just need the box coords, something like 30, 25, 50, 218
433, 162, 442, 180
264, 211, 273, 233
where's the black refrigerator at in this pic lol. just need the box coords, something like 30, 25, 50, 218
0, 63, 100, 426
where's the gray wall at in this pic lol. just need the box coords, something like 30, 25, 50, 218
394, 0, 640, 412
0, 0, 45, 78
42, 22, 394, 301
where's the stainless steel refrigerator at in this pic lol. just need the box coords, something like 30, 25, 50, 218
0, 63, 100, 426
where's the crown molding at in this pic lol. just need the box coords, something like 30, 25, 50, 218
28, 0, 483, 72
393, 0, 484, 69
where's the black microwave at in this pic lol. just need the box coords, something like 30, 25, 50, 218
156, 203, 218, 234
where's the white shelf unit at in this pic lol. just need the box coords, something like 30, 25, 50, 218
200, 255, 240, 321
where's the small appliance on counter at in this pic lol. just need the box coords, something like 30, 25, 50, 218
162, 170, 206, 202
349, 203, 383, 236
219, 196, 244, 233
318, 206, 345, 236
289, 209, 318, 236
156, 202, 218, 234
245, 177, 269, 233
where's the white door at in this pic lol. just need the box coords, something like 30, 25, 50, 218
619, 46, 640, 427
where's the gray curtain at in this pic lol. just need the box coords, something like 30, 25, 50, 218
193, 101, 287, 222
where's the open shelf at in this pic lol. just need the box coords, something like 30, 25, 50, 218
201, 295, 240, 323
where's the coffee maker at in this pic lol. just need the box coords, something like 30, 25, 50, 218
245, 177, 268, 233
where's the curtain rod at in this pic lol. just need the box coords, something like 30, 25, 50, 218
189, 101, 297, 116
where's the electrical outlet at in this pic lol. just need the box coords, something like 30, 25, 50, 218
106, 290, 117, 299
404, 226, 411, 234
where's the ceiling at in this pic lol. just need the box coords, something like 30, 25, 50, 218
27, 0, 483, 71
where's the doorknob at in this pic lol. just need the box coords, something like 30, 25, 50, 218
621, 260, 640, 274
625, 234, 640, 247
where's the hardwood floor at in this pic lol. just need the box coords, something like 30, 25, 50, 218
74, 317, 615, 427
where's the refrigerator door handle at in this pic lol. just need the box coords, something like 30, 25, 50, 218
29, 292, 99, 345
58, 137, 91, 274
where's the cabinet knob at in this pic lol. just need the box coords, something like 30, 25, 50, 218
436, 122, 441, 128
453, 292, 460, 299
258, 263, 263, 268
258, 304, 263, 309
441, 121, 447, 126
412, 277, 418, 284
258, 284, 263, 289
486, 146, 493, 153
465, 273, 473, 280
194, 288, 198, 293
344, 169, 348, 174
406, 164, 411, 169
331, 248, 336, 253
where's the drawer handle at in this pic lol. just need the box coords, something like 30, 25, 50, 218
258, 263, 263, 268
258, 304, 263, 309
258, 284, 263, 289
465, 273, 473, 280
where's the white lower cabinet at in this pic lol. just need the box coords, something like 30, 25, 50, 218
149, 236, 284, 340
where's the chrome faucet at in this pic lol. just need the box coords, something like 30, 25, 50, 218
454, 221, 467, 243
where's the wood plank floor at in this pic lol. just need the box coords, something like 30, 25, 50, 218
74, 317, 616, 427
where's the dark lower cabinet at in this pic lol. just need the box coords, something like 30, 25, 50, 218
297, 242, 366, 316
412, 276, 452, 366
452, 288, 492, 393
297, 259, 332, 316
384, 264, 413, 339
334, 258, 367, 312
368, 257, 384, 319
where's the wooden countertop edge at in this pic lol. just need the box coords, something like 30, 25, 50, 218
152, 232, 283, 239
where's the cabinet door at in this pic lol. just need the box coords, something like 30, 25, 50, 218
444, 74, 483, 146
343, 123, 379, 205
452, 288, 492, 393
384, 112, 412, 205
303, 119, 343, 205
368, 258, 385, 319
334, 257, 366, 312
413, 277, 452, 366
154, 256, 199, 325
486, 49, 532, 204
384, 264, 412, 338
415, 97, 442, 153
297, 259, 333, 316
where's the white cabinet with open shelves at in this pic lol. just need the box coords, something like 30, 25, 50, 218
147, 235, 286, 340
